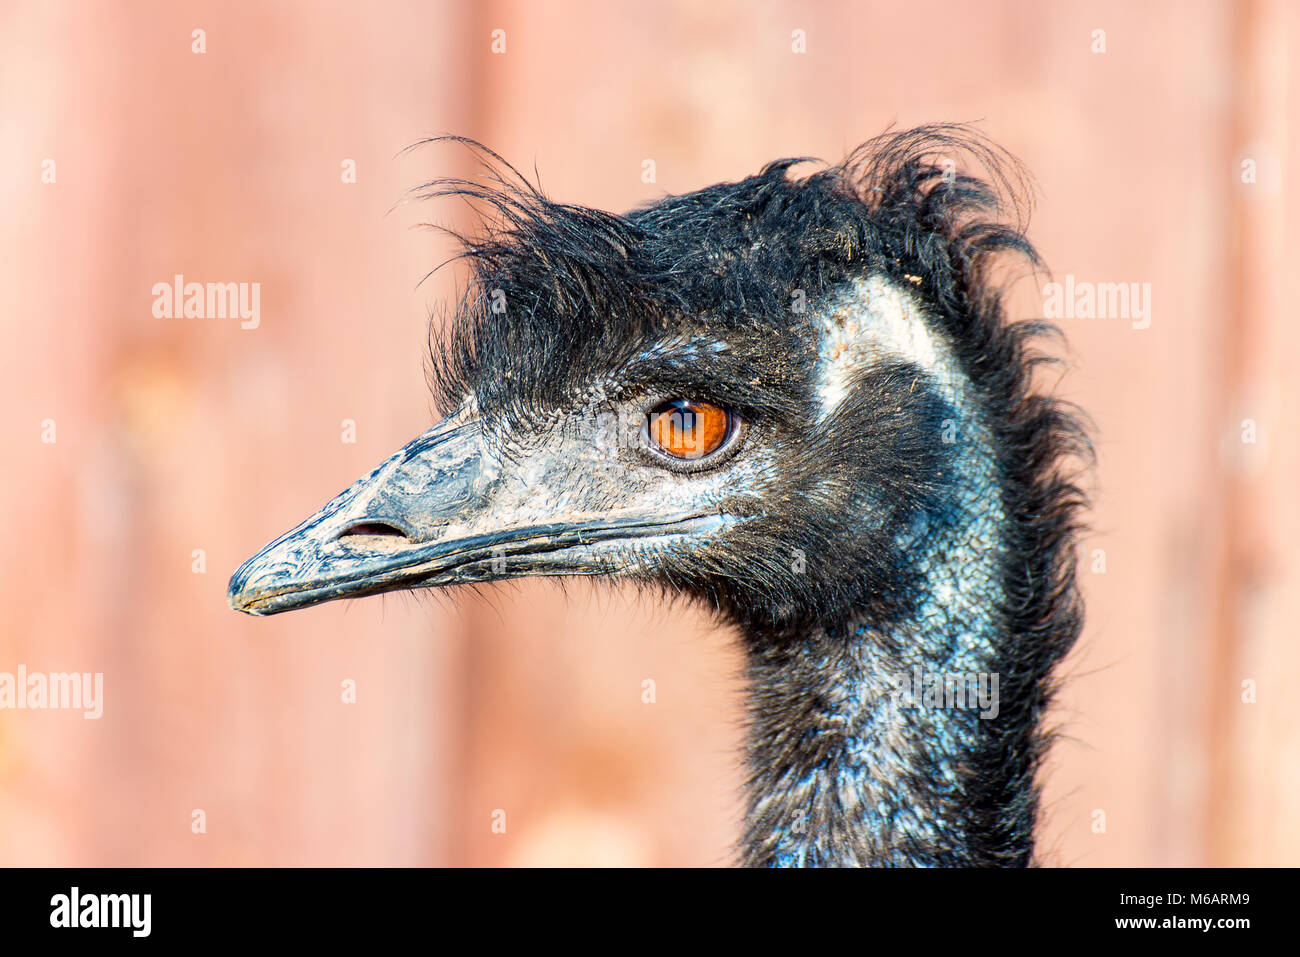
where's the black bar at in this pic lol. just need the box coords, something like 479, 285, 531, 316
0, 867, 1281, 943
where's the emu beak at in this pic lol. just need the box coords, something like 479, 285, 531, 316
227, 414, 723, 616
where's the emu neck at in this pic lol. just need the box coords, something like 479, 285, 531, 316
740, 476, 1015, 866
741, 283, 1027, 867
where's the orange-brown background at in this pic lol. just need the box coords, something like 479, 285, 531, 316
1, 0, 1296, 866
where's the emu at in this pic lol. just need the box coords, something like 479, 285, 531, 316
228, 125, 1088, 867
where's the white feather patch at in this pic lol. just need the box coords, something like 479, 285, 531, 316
813, 275, 966, 419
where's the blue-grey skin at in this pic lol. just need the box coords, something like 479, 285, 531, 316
231, 275, 1004, 866
748, 278, 1007, 867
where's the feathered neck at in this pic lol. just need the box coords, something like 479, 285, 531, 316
736, 272, 1084, 867
739, 381, 1025, 866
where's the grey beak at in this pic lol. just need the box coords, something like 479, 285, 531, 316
228, 417, 498, 615
228, 415, 731, 616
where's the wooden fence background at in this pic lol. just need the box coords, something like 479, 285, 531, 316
1, 0, 1296, 866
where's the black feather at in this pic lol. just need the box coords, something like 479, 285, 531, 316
414, 124, 1090, 867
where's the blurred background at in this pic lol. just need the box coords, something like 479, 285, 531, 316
1, 0, 1296, 866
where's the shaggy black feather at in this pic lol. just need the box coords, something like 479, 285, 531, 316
416, 124, 1090, 866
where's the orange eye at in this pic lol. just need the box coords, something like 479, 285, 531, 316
647, 399, 732, 460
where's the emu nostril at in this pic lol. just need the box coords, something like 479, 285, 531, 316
339, 522, 411, 540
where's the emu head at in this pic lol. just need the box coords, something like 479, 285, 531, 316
229, 128, 1038, 637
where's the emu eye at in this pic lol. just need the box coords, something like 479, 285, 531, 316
646, 399, 733, 460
